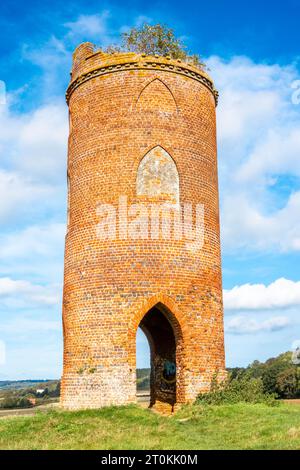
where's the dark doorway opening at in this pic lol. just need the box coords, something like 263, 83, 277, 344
138, 304, 177, 407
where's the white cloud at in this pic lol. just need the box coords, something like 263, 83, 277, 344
226, 315, 290, 335
16, 103, 68, 182
224, 278, 300, 310
0, 100, 67, 223
0, 342, 62, 380
0, 169, 54, 221
237, 128, 300, 183
134, 15, 152, 28
0, 222, 65, 283
0, 277, 60, 307
21, 37, 70, 98
0, 222, 65, 259
22, 35, 69, 70
64, 11, 110, 40
221, 190, 300, 252
0, 340, 5, 366
0, 317, 61, 334
207, 55, 300, 253
0, 100, 68, 182
22, 11, 113, 95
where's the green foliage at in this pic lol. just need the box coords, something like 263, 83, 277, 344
0, 397, 17, 409
197, 372, 277, 406
261, 362, 287, 395
276, 368, 299, 398
0, 396, 33, 409
104, 23, 206, 70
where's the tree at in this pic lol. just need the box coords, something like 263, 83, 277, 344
104, 23, 206, 70
228, 352, 300, 399
262, 362, 288, 396
246, 360, 265, 378
276, 368, 300, 398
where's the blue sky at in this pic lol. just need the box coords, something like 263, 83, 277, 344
0, 0, 300, 379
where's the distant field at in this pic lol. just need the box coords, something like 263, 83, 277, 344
0, 380, 57, 390
0, 403, 300, 450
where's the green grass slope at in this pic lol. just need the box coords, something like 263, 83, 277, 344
0, 403, 300, 450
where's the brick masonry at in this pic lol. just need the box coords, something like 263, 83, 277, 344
60, 43, 226, 410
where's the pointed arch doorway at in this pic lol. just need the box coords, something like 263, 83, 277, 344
136, 302, 184, 409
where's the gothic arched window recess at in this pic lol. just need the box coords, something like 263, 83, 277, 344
136, 146, 179, 205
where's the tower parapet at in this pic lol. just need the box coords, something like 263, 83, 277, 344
67, 43, 218, 105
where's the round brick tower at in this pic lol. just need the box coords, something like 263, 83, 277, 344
61, 42, 226, 410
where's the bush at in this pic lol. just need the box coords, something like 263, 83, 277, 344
196, 372, 278, 406
17, 397, 34, 408
276, 368, 300, 399
0, 396, 33, 409
0, 397, 18, 409
104, 23, 206, 70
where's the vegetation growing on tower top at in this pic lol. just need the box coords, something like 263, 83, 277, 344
104, 23, 206, 70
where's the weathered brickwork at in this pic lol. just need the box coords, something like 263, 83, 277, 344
61, 43, 226, 410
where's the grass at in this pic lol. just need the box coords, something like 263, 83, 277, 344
0, 403, 300, 450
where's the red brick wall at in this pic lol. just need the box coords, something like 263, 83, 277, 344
61, 44, 226, 409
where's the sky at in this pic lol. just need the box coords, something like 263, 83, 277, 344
0, 0, 300, 379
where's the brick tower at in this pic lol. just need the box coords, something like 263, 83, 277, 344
61, 43, 226, 410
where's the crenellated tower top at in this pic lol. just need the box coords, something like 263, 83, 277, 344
66, 42, 218, 105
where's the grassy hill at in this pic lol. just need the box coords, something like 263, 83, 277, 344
0, 403, 300, 450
